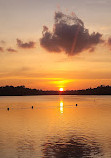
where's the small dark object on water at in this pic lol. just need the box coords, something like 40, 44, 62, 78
32, 106, 33, 109
76, 104, 78, 106
7, 108, 9, 111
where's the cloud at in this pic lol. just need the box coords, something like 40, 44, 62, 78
40, 12, 103, 56
0, 40, 6, 45
106, 37, 111, 50
0, 47, 4, 52
108, 37, 111, 45
7, 48, 17, 52
17, 39, 36, 49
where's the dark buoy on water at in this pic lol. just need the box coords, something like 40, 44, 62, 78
7, 108, 9, 111
76, 104, 78, 107
32, 106, 33, 109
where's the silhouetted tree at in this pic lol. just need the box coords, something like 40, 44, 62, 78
0, 85, 111, 96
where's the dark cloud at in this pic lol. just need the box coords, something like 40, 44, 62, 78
108, 37, 111, 45
89, 47, 95, 52
40, 12, 103, 56
106, 37, 111, 50
7, 48, 17, 52
0, 47, 4, 52
0, 40, 6, 44
17, 39, 36, 49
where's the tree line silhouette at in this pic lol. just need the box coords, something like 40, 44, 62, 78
0, 85, 111, 96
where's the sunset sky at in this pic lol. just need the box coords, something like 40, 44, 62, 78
0, 0, 111, 90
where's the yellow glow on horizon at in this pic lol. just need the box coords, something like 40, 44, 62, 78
51, 79, 74, 90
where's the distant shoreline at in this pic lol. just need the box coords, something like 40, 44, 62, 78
0, 94, 111, 96
0, 85, 111, 96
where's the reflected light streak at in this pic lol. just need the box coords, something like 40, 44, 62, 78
60, 101, 64, 114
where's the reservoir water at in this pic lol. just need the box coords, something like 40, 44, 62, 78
0, 95, 111, 158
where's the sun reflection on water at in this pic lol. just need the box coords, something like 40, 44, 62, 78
60, 101, 64, 114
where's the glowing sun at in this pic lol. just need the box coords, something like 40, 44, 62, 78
59, 88, 64, 91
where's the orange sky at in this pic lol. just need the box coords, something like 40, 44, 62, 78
0, 0, 111, 90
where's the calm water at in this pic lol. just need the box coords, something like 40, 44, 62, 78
0, 95, 111, 158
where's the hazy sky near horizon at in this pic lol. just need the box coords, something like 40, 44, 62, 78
0, 0, 111, 90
